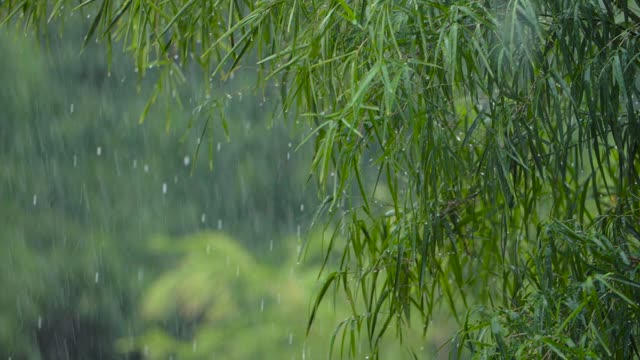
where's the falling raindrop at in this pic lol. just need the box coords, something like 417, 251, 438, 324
96, 147, 102, 156
260, 298, 264, 312
133, 159, 137, 168
37, 316, 42, 330
288, 332, 293, 345
73, 154, 77, 167
216, 142, 221, 152
70, 103, 74, 113
32, 194, 37, 206
217, 219, 222, 230
183, 156, 190, 166
114, 152, 121, 176
201, 213, 206, 223
287, 152, 290, 160
300, 204, 304, 212
95, 272, 100, 283
162, 183, 167, 194
269, 239, 273, 251
137, 269, 144, 281
144, 164, 149, 173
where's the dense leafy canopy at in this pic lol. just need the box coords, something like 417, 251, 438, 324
3, 0, 640, 358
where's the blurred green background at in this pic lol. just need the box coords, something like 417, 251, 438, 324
0, 20, 453, 359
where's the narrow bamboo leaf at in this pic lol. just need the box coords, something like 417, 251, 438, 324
47, 0, 66, 23
346, 61, 380, 110
160, 0, 198, 37
138, 86, 159, 124
190, 117, 209, 176
336, 0, 355, 21
554, 300, 588, 337
103, 0, 132, 36
71, 0, 97, 11
0, 0, 27, 26
538, 336, 569, 360
329, 318, 350, 360
220, 112, 230, 141
307, 271, 339, 335
83, 0, 106, 47
461, 113, 482, 149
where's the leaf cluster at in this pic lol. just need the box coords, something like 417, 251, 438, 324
3, 0, 640, 357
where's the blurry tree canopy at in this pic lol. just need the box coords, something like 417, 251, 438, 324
3, 0, 640, 358
125, 231, 442, 359
0, 26, 316, 359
